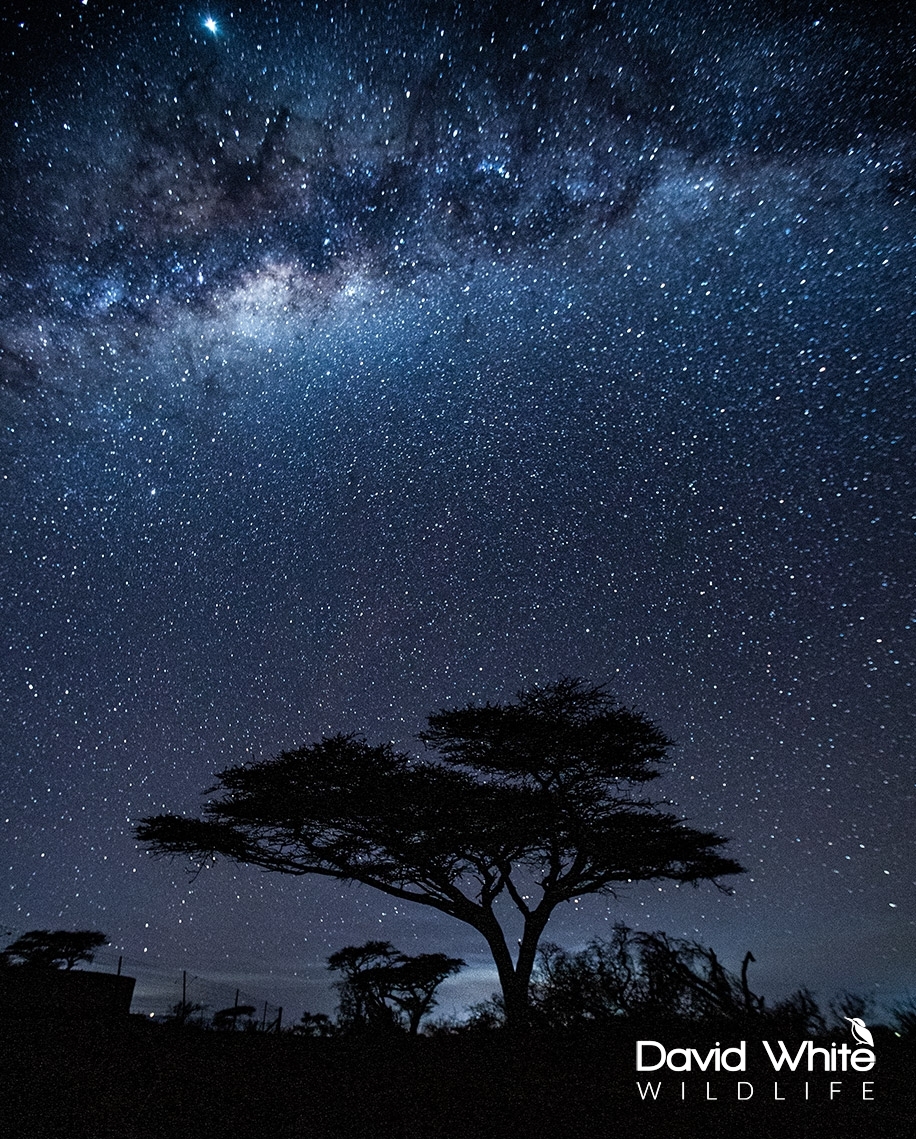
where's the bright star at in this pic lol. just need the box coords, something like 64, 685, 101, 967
203, 16, 218, 35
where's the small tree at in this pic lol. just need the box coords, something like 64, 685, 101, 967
327, 941, 464, 1034
162, 998, 209, 1028
327, 941, 402, 1032
212, 1003, 257, 1031
0, 930, 107, 970
381, 952, 465, 1035
137, 679, 743, 1026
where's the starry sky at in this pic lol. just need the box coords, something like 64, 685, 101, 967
2, 0, 914, 1022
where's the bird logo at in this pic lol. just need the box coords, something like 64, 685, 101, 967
845, 1017, 874, 1048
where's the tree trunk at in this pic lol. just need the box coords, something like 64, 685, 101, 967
510, 906, 553, 1028
476, 904, 554, 1029
475, 911, 530, 1028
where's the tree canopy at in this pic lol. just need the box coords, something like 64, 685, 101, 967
0, 929, 107, 970
136, 678, 743, 1025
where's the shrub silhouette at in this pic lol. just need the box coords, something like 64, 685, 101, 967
530, 926, 841, 1033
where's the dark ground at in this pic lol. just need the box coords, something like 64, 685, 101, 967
0, 1020, 911, 1139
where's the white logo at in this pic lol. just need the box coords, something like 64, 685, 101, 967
845, 1018, 874, 1048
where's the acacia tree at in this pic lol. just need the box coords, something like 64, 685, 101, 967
0, 929, 107, 970
212, 1003, 257, 1031
327, 941, 402, 1032
383, 952, 465, 1034
136, 679, 743, 1027
328, 941, 464, 1034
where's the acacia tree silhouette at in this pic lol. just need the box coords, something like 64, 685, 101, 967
383, 952, 466, 1034
328, 941, 464, 1034
0, 930, 107, 970
327, 941, 402, 1032
136, 679, 743, 1027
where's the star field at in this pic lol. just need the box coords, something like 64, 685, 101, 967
1, 0, 914, 1019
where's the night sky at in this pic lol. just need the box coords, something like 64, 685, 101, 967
2, 0, 914, 1022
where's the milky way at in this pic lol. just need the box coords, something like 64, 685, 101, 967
2, 0, 914, 1019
